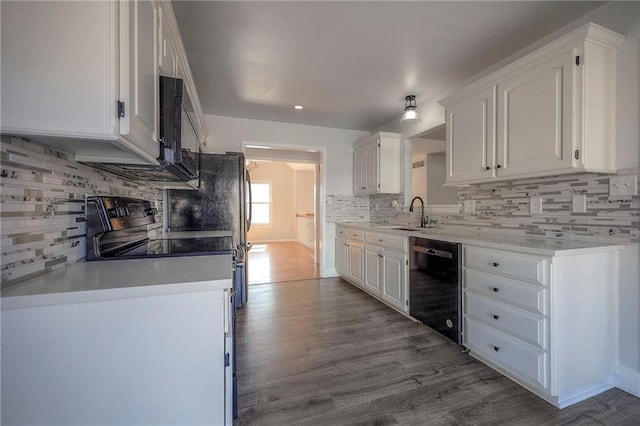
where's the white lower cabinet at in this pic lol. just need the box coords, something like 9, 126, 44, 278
364, 246, 382, 295
363, 245, 407, 311
381, 249, 407, 311
348, 241, 364, 286
336, 226, 409, 314
463, 244, 620, 408
335, 237, 348, 277
1, 284, 233, 425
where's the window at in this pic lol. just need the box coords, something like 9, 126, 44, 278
250, 182, 271, 225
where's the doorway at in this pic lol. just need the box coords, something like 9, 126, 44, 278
244, 146, 322, 285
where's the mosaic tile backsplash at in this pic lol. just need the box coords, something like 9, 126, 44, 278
1, 136, 164, 287
330, 168, 639, 244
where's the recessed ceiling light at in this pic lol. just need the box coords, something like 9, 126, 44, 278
294, 105, 303, 110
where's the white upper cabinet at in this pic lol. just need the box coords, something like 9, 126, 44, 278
440, 23, 624, 185
445, 86, 496, 184
496, 49, 576, 178
353, 132, 402, 194
158, 6, 178, 78
119, 0, 159, 158
0, 0, 208, 163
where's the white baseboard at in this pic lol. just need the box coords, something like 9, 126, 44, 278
249, 239, 296, 244
616, 364, 640, 398
298, 239, 314, 249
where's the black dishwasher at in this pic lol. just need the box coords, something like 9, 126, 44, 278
409, 237, 462, 344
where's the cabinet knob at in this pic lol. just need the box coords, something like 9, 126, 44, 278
492, 314, 500, 320
492, 287, 500, 293
493, 346, 500, 352
485, 166, 491, 170
492, 262, 499, 267
496, 164, 502, 169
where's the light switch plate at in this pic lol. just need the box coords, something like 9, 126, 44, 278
609, 175, 638, 197
530, 196, 543, 215
463, 200, 475, 213
571, 195, 587, 213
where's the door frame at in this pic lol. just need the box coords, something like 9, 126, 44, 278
242, 142, 326, 274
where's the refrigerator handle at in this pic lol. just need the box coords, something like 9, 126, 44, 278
246, 170, 252, 232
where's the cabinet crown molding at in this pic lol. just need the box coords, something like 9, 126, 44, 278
439, 22, 625, 107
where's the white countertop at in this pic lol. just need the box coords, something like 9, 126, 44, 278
339, 223, 626, 256
1, 255, 233, 309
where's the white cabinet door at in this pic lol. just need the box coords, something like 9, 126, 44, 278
158, 6, 177, 77
496, 50, 576, 178
445, 86, 496, 184
353, 148, 366, 194
335, 238, 348, 277
348, 242, 364, 286
381, 249, 407, 311
364, 139, 379, 193
120, 0, 159, 160
364, 246, 382, 295
0, 1, 118, 138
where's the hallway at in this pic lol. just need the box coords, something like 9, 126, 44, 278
248, 242, 320, 284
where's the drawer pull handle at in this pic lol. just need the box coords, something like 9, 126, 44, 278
378, 239, 384, 242
492, 287, 500, 292
493, 346, 500, 352
492, 262, 500, 267
492, 314, 500, 320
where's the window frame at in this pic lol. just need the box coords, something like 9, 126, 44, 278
250, 180, 272, 226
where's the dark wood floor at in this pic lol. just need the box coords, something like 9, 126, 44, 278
235, 278, 640, 425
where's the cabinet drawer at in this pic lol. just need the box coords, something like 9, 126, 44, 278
365, 232, 407, 251
336, 227, 348, 239
465, 318, 547, 390
465, 246, 547, 285
465, 269, 546, 315
465, 292, 546, 349
349, 229, 365, 241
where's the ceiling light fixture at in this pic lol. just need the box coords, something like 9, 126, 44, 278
400, 95, 421, 124
294, 105, 303, 110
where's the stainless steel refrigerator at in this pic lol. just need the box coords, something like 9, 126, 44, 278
167, 152, 251, 307
166, 152, 251, 420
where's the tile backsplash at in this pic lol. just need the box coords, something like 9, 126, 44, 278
1, 136, 163, 287
330, 168, 639, 244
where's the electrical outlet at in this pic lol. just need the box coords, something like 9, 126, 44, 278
609, 175, 638, 197
530, 197, 543, 215
463, 200, 475, 213
571, 195, 587, 213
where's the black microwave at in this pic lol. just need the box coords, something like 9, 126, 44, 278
85, 77, 200, 184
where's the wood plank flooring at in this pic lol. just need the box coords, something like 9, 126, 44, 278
235, 278, 640, 425
248, 242, 319, 285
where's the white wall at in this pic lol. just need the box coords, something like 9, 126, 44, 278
246, 161, 295, 242
294, 170, 316, 249
295, 170, 315, 215
203, 114, 369, 276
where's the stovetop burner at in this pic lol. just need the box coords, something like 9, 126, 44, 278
116, 237, 235, 259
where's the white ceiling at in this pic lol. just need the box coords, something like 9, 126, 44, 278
173, 1, 605, 131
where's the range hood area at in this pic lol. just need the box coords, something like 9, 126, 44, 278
85, 148, 200, 188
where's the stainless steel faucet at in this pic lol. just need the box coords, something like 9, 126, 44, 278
409, 196, 428, 228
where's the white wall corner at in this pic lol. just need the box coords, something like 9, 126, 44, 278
615, 364, 640, 398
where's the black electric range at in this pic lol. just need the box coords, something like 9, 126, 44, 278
85, 196, 236, 261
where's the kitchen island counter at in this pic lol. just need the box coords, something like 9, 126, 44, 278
1, 255, 233, 309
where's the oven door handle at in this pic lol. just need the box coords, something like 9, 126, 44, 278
412, 245, 453, 259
